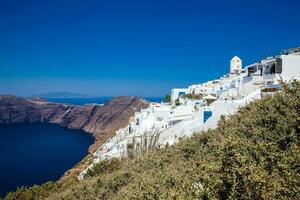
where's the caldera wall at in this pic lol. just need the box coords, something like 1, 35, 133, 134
0, 95, 149, 152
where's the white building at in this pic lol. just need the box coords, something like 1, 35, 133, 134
170, 88, 189, 105
230, 56, 242, 74
91, 102, 195, 164
79, 47, 300, 180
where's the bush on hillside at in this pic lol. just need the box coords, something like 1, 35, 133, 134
5, 80, 300, 200
86, 158, 122, 177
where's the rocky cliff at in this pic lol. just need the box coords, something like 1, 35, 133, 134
0, 95, 149, 152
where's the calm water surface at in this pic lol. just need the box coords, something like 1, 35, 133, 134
0, 96, 163, 197
0, 123, 94, 197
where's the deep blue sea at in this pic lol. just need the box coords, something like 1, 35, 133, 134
145, 97, 163, 103
0, 96, 162, 197
45, 97, 163, 105
0, 123, 94, 197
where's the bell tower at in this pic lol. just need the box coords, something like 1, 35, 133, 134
230, 56, 242, 74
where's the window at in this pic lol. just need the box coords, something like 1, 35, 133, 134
275, 58, 282, 74
248, 66, 257, 74
264, 65, 270, 75
178, 92, 185, 97
270, 63, 276, 74
129, 126, 132, 134
257, 65, 263, 76
203, 111, 212, 123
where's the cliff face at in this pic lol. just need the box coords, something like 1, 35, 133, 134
0, 95, 149, 152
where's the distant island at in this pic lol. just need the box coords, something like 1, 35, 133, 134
33, 92, 91, 99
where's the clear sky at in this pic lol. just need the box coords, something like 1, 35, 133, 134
0, 0, 300, 97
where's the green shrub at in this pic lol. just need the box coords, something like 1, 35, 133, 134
164, 95, 171, 103
86, 158, 122, 177
175, 98, 180, 106
5, 81, 300, 200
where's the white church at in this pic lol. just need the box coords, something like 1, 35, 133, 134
230, 56, 242, 74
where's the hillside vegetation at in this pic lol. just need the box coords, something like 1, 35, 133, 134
5, 81, 300, 200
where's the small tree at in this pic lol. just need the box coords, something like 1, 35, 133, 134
175, 98, 180, 106
164, 95, 171, 103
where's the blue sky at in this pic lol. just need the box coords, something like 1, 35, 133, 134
0, 0, 300, 97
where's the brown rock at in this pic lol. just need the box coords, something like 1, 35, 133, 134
0, 95, 149, 152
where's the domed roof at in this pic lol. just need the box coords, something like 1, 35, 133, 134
231, 56, 241, 61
